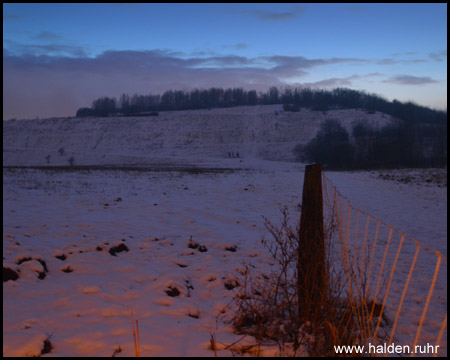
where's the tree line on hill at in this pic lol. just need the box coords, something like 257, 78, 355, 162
76, 86, 446, 169
76, 86, 445, 124
76, 87, 266, 117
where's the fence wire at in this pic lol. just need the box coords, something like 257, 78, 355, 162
321, 173, 447, 357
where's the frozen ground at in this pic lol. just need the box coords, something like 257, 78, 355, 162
3, 106, 446, 356
3, 161, 446, 357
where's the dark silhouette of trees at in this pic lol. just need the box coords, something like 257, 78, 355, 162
77, 86, 446, 125
298, 119, 354, 169
268, 86, 279, 104
76, 107, 94, 117
248, 90, 258, 105
297, 117, 447, 170
119, 93, 130, 114
352, 120, 376, 167
91, 97, 117, 117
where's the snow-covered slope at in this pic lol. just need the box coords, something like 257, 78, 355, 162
3, 105, 393, 166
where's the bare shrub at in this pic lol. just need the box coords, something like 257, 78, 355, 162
227, 205, 390, 356
229, 207, 307, 355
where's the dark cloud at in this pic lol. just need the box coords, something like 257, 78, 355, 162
3, 14, 22, 20
263, 55, 325, 68
376, 58, 398, 65
5, 38, 88, 57
383, 75, 439, 85
242, 6, 306, 21
259, 55, 366, 78
406, 59, 428, 64
376, 57, 428, 65
234, 43, 248, 50
429, 50, 447, 62
328, 57, 368, 65
298, 75, 362, 88
189, 50, 218, 57
390, 51, 417, 57
221, 43, 248, 50
196, 55, 253, 67
304, 78, 353, 88
33, 31, 62, 41
25, 43, 87, 57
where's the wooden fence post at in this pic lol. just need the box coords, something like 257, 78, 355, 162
298, 164, 327, 319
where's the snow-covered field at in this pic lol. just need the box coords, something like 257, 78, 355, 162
3, 106, 446, 357
3, 105, 393, 166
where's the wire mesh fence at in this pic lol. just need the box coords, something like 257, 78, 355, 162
322, 173, 447, 357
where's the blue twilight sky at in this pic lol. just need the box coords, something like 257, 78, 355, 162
3, 3, 447, 119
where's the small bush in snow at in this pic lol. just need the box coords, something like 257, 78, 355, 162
228, 206, 390, 356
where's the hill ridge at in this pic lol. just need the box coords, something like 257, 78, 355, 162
3, 105, 393, 167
